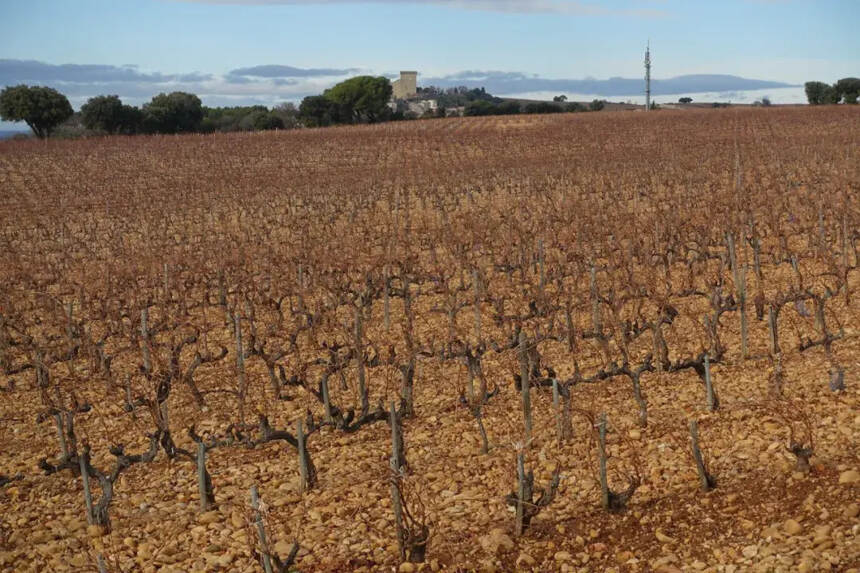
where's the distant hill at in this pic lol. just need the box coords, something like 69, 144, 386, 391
423, 73, 797, 97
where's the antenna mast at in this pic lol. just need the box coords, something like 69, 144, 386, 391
645, 40, 651, 111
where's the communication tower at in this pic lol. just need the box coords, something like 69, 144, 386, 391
645, 41, 652, 111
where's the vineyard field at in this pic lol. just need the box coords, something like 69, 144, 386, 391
0, 107, 858, 572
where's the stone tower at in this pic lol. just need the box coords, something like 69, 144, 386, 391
392, 71, 418, 100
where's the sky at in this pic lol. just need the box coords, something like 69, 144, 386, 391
1, 0, 858, 129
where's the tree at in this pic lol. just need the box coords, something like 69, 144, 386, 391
202, 105, 267, 133
118, 105, 144, 134
463, 100, 494, 116
553, 95, 568, 102
272, 102, 301, 129
299, 95, 342, 127
678, 97, 693, 104
589, 99, 605, 112
805, 81, 832, 105
251, 111, 285, 131
833, 77, 860, 104
81, 95, 123, 133
524, 102, 563, 114
143, 92, 203, 134
81, 95, 141, 134
324, 76, 392, 123
497, 101, 522, 115
0, 85, 74, 138
761, 97, 772, 107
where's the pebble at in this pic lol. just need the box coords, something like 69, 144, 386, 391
137, 543, 154, 560
838, 470, 859, 484
197, 510, 220, 525
784, 519, 803, 535
87, 524, 105, 538
843, 503, 859, 519
230, 511, 244, 529
478, 529, 513, 556
812, 525, 831, 543
554, 551, 572, 562
516, 552, 536, 567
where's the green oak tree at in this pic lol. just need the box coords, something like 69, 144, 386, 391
142, 92, 204, 134
0, 85, 74, 138
81, 95, 142, 134
834, 77, 860, 104
805, 81, 835, 105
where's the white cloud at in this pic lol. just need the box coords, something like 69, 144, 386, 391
0, 59, 359, 109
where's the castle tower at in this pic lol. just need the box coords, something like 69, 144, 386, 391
392, 71, 418, 100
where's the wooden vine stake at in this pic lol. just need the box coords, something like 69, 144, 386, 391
598, 413, 610, 511
296, 418, 317, 493
689, 420, 716, 492
389, 401, 407, 562
354, 300, 369, 417
250, 485, 274, 573
727, 232, 748, 360
249, 485, 300, 573
768, 305, 783, 396
79, 448, 95, 525
552, 378, 572, 442
474, 402, 489, 454
596, 413, 639, 512
189, 429, 215, 512
704, 353, 717, 412
473, 268, 482, 343
196, 441, 214, 511
234, 312, 247, 429
518, 331, 532, 443
140, 307, 151, 374
383, 265, 391, 332
515, 452, 528, 535
510, 449, 560, 536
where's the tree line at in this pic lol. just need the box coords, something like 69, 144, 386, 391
2, 77, 604, 139
805, 78, 860, 105
0, 85, 298, 139
1, 77, 401, 138
11, 74, 855, 140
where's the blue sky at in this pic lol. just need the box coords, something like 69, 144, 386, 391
1, 0, 858, 128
